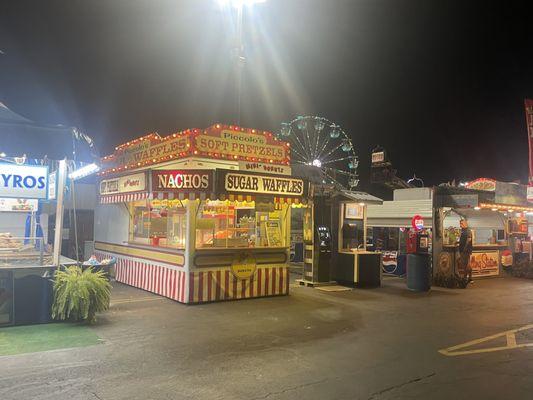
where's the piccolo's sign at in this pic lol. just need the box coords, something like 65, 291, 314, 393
196, 127, 288, 163
100, 172, 146, 195
220, 171, 305, 197
100, 124, 290, 175
152, 170, 213, 192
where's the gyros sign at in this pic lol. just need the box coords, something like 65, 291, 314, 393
0, 164, 48, 199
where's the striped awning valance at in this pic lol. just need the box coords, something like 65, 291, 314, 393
152, 191, 214, 201
101, 192, 306, 205
100, 192, 149, 204
219, 194, 304, 204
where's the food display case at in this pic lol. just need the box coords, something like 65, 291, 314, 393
0, 234, 50, 267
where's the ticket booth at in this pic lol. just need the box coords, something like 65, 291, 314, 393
332, 191, 383, 287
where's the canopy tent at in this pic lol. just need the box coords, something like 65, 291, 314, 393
0, 102, 97, 162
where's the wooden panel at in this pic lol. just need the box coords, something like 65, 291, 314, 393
94, 241, 185, 267
194, 249, 287, 268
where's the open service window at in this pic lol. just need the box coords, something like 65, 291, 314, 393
129, 199, 187, 248
195, 200, 288, 249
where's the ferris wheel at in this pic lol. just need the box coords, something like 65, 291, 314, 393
279, 116, 359, 189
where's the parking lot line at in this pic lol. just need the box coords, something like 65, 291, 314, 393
439, 324, 533, 356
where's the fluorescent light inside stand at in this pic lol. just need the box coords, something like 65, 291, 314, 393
69, 163, 100, 180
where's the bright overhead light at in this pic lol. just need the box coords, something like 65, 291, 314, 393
311, 159, 322, 168
69, 163, 100, 180
0, 152, 6, 157
217, 0, 266, 8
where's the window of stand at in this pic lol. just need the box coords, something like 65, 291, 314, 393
340, 203, 365, 251
196, 200, 287, 248
129, 199, 187, 248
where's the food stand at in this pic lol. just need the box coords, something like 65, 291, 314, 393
433, 181, 533, 281
331, 191, 383, 287
0, 103, 99, 326
0, 161, 71, 326
439, 208, 506, 278
94, 124, 307, 303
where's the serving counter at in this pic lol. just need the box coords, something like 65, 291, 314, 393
0, 257, 77, 327
441, 245, 502, 278
335, 250, 382, 287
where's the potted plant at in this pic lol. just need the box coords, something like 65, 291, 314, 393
51, 266, 112, 324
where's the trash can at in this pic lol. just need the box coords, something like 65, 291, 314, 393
407, 253, 431, 292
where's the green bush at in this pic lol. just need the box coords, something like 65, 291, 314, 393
52, 266, 112, 324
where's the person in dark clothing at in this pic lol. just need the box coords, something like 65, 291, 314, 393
459, 218, 473, 283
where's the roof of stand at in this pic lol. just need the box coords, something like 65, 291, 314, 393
336, 190, 383, 205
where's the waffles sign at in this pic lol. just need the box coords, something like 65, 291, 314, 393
115, 136, 191, 167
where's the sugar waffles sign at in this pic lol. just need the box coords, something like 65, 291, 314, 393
223, 171, 304, 197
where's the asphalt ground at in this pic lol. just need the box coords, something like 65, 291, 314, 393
1, 275, 533, 400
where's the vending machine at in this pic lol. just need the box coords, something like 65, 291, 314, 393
301, 192, 333, 284
406, 229, 429, 254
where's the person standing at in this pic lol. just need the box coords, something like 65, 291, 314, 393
459, 218, 473, 284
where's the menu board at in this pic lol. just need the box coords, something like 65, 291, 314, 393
265, 221, 283, 247
0, 198, 38, 212
344, 203, 364, 219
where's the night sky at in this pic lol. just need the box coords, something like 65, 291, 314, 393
1, 0, 532, 187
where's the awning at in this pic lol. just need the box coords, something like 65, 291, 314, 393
100, 191, 304, 205
152, 191, 214, 201
218, 194, 304, 204
444, 209, 506, 229
337, 190, 383, 205
100, 192, 149, 204
367, 199, 433, 228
